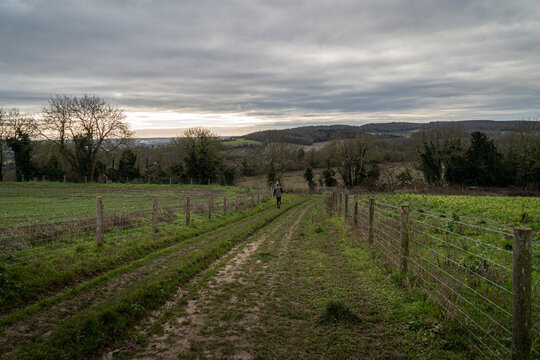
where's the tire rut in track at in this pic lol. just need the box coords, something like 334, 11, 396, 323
128, 202, 312, 360
0, 205, 279, 356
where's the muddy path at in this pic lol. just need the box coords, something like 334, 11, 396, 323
110, 197, 474, 360
0, 204, 283, 357
117, 201, 313, 360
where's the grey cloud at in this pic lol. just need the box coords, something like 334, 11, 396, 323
1, 0, 540, 130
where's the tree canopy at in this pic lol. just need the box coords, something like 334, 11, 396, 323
41, 94, 132, 181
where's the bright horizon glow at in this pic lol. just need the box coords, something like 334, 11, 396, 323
126, 111, 275, 137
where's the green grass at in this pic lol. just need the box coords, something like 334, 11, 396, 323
0, 203, 276, 310
133, 200, 477, 360
0, 181, 256, 226
360, 192, 539, 234
341, 193, 539, 358
3, 198, 306, 359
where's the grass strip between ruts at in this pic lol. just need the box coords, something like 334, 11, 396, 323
1, 198, 276, 318
8, 199, 306, 360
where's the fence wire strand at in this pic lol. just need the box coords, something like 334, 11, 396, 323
333, 194, 538, 359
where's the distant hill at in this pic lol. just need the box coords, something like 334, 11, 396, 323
244, 120, 540, 145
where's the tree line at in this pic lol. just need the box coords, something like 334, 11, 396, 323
0, 95, 231, 185
1, 94, 538, 191
417, 124, 540, 189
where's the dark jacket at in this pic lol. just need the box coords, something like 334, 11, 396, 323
273, 185, 283, 197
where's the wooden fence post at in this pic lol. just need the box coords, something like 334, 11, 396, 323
337, 193, 341, 215
152, 196, 159, 233
208, 197, 213, 220
186, 196, 191, 226
63, 175, 66, 183
96, 197, 104, 244
400, 204, 410, 273
512, 226, 533, 360
223, 195, 227, 215
353, 200, 358, 227
368, 198, 374, 244
344, 194, 349, 218
84, 175, 87, 183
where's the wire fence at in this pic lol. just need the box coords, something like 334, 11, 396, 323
0, 188, 268, 267
330, 192, 539, 359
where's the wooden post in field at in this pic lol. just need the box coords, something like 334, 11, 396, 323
257, 190, 260, 203
21, 174, 24, 182
353, 200, 358, 227
84, 175, 87, 183
368, 198, 374, 244
96, 196, 104, 244
223, 195, 227, 215
42, 175, 45, 182
512, 226, 533, 360
337, 193, 341, 214
63, 174, 66, 183
152, 196, 159, 233
208, 197, 213, 220
400, 204, 410, 273
186, 196, 191, 226
169, 177, 172, 185
344, 194, 349, 218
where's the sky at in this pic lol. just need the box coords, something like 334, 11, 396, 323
1, 0, 539, 137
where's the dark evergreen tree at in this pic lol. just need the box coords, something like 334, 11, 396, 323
43, 154, 64, 181
464, 131, 507, 187
117, 149, 140, 181
418, 140, 443, 185
303, 167, 316, 191
322, 168, 337, 187
7, 129, 35, 181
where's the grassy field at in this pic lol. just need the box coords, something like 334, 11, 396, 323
357, 192, 539, 235
339, 192, 540, 358
0, 183, 536, 359
221, 138, 262, 148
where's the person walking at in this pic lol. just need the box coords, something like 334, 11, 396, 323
272, 181, 283, 208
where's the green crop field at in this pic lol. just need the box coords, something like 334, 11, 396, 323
359, 192, 539, 235
0, 183, 538, 359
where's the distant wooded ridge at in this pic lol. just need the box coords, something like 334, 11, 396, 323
242, 120, 540, 145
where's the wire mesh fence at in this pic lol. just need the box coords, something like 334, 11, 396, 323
0, 187, 268, 267
331, 192, 539, 359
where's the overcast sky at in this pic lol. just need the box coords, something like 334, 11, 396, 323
1, 0, 539, 136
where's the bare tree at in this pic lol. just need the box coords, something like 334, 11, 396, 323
264, 142, 299, 185
331, 136, 371, 188
40, 95, 132, 181
414, 125, 465, 185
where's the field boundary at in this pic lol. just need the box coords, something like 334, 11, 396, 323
330, 192, 538, 359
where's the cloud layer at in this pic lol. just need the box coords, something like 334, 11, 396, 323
1, 0, 539, 135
